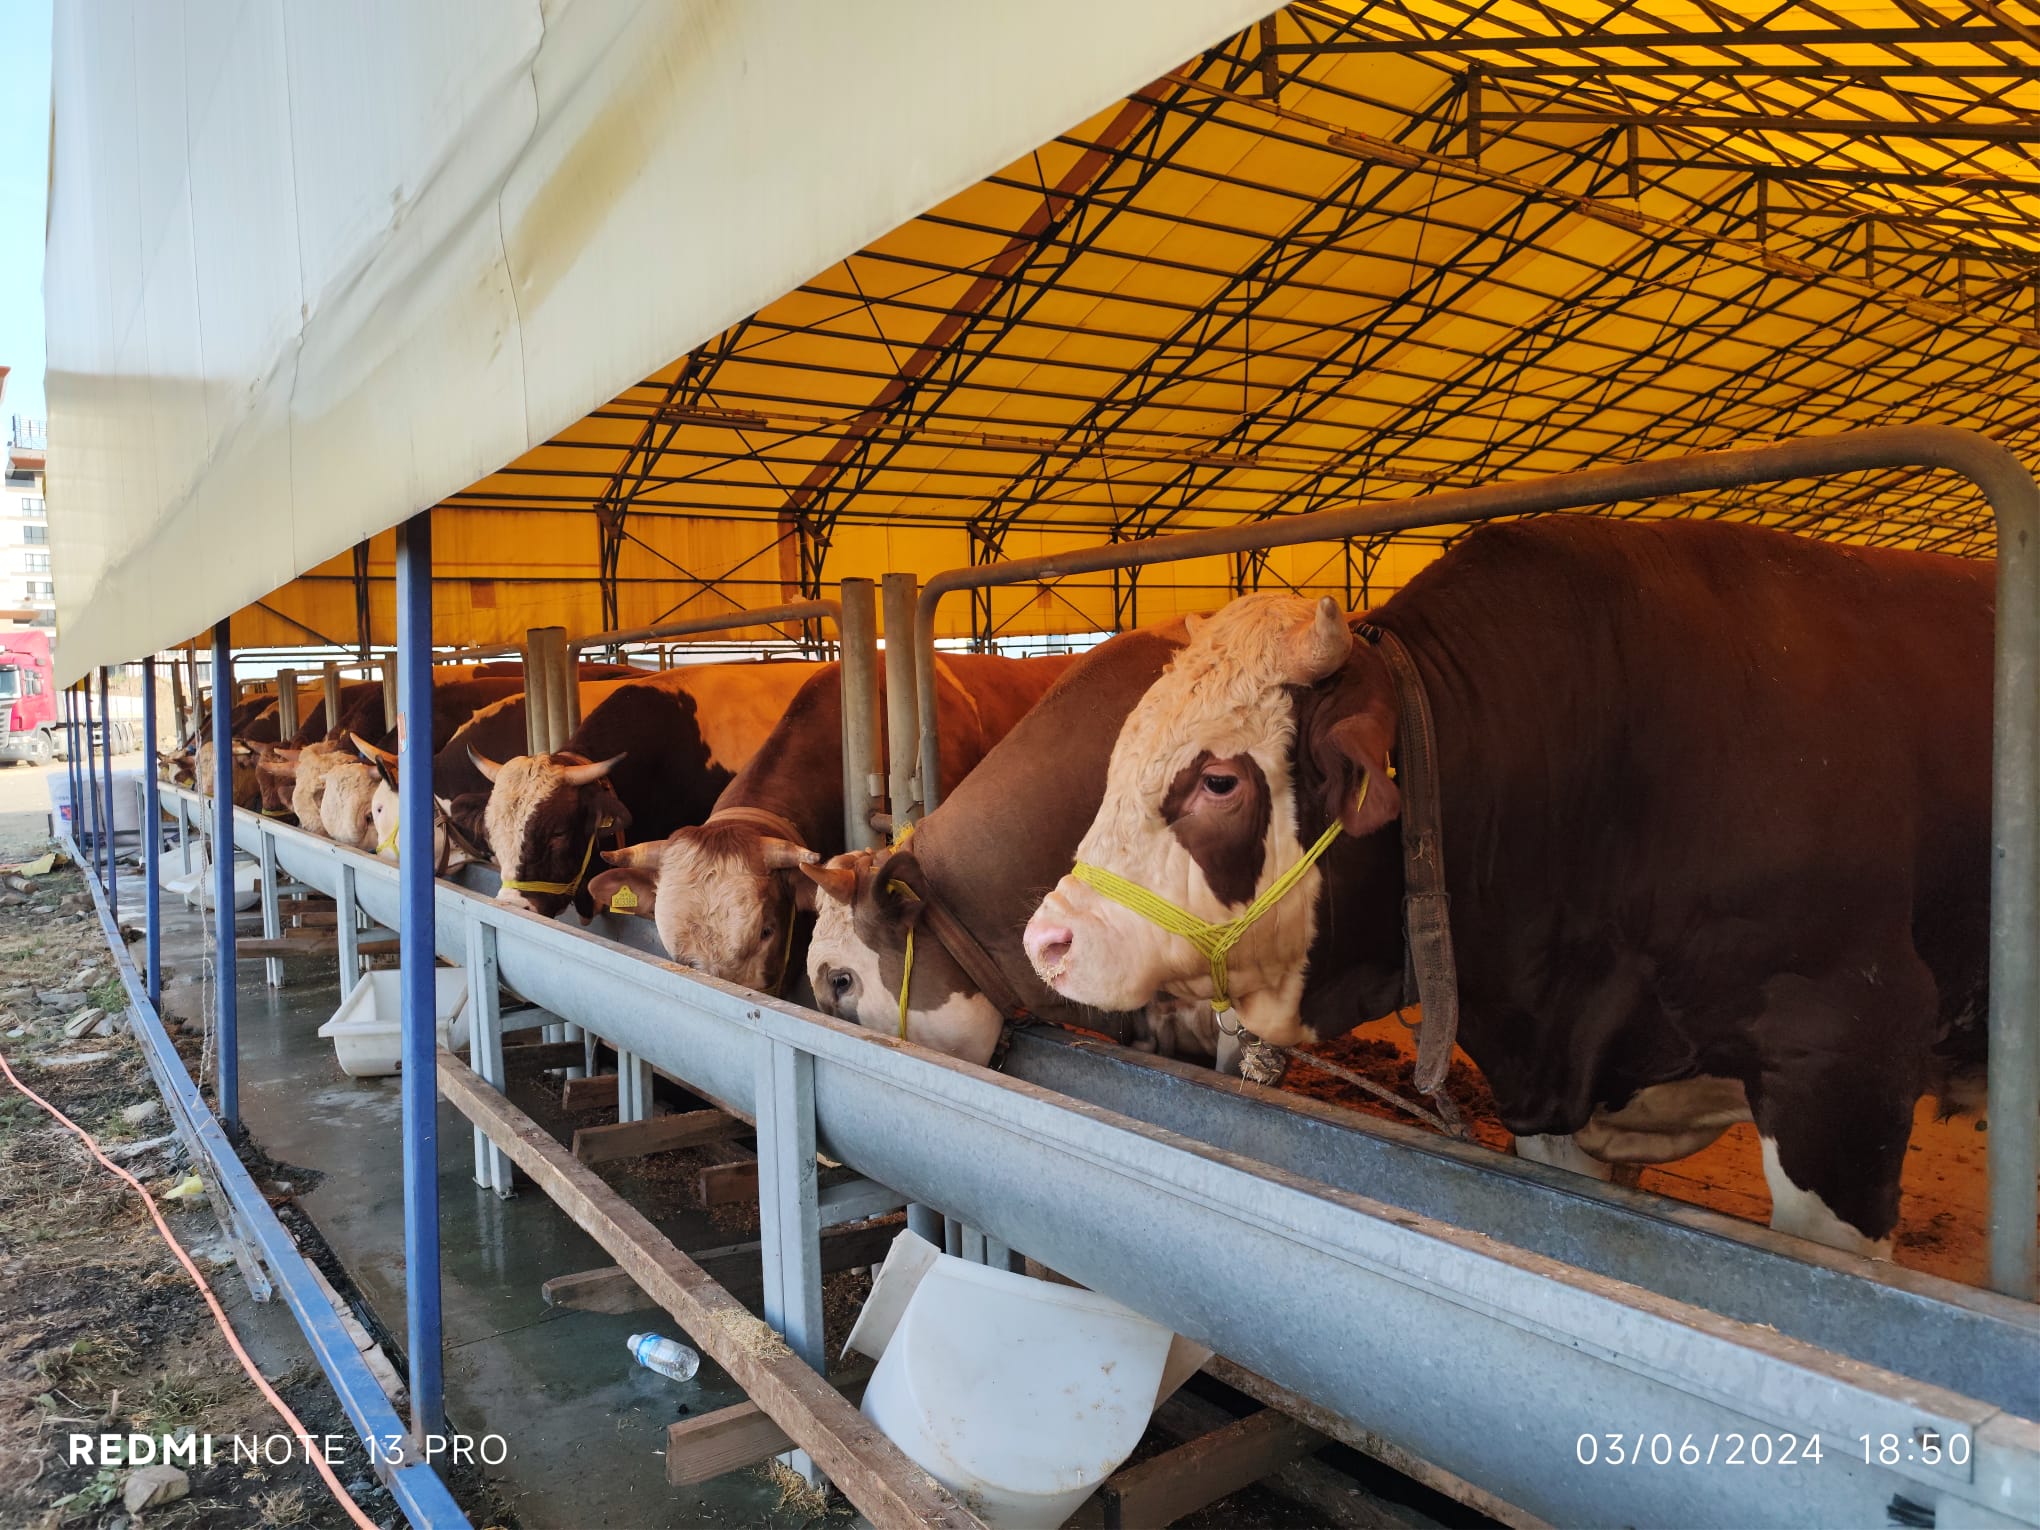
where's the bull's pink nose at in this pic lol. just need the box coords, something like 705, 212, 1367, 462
1025, 921, 1073, 974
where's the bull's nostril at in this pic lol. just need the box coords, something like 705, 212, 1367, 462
1025, 923, 1074, 973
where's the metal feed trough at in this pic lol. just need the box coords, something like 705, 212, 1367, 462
104, 426, 2040, 1527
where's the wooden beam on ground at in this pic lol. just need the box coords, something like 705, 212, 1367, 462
573, 1108, 747, 1165
436, 1049, 984, 1530
667, 1367, 874, 1486
235, 933, 339, 957
358, 936, 402, 955
698, 1147, 758, 1205
545, 1221, 901, 1315
1206, 1357, 1547, 1530
1094, 1405, 1320, 1528
561, 1073, 619, 1111
503, 1040, 596, 1070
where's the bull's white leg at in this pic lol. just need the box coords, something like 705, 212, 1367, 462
1514, 1133, 1615, 1181
1759, 1136, 1892, 1258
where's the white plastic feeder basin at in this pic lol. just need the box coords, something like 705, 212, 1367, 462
317, 969, 470, 1078
859, 1253, 1176, 1529
170, 855, 261, 912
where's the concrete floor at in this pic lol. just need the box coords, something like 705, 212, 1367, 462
153, 876, 816, 1529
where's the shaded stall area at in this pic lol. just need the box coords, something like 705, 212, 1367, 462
37, 2, 2040, 1527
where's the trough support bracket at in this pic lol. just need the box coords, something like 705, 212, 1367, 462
755, 1038, 826, 1487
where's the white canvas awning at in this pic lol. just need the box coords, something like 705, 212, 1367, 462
44, 0, 1271, 683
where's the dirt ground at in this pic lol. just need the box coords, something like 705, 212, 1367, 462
1287, 1022, 2012, 1287
0, 855, 420, 1530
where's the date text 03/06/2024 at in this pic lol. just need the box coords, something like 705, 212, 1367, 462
1573, 1433, 1974, 1468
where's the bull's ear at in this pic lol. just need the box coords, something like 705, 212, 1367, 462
588, 867, 658, 919
799, 859, 858, 905
1314, 712, 1401, 837
875, 851, 928, 930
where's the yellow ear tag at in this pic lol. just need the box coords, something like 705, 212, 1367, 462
609, 884, 639, 913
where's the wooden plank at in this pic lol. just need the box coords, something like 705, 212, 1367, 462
1098, 1406, 1320, 1528
503, 1040, 595, 1070
698, 1148, 759, 1205
545, 1220, 900, 1315
1206, 1357, 1548, 1530
561, 1073, 619, 1111
235, 934, 338, 957
573, 1108, 747, 1166
666, 1369, 873, 1486
358, 936, 402, 955
436, 1050, 983, 1530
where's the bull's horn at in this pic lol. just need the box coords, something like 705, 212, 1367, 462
759, 837, 819, 870
1285, 595, 1352, 684
600, 841, 666, 870
350, 732, 398, 768
467, 746, 505, 783
559, 753, 625, 787
798, 859, 858, 904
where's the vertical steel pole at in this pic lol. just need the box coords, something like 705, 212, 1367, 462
211, 620, 239, 1130
258, 833, 283, 988
396, 511, 445, 1442
380, 651, 399, 733
142, 656, 162, 1009
756, 1038, 824, 1486
321, 662, 342, 743
275, 666, 300, 742
879, 574, 922, 827
63, 687, 81, 844
465, 918, 512, 1196
99, 666, 118, 920
838, 579, 881, 852
522, 631, 552, 756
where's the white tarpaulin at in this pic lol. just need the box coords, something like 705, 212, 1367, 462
44, 0, 1271, 684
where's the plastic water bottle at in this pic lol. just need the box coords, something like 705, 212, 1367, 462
627, 1332, 700, 1382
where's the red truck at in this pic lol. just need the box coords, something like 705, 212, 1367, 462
0, 628, 58, 765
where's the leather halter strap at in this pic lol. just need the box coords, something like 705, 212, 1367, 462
1359, 622, 1460, 1097
702, 805, 809, 846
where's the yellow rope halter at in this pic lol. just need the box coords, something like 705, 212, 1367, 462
1069, 777, 1364, 1015
500, 827, 602, 897
890, 820, 917, 1040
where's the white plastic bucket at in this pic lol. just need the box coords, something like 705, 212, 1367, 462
859, 1252, 1176, 1529
317, 969, 470, 1077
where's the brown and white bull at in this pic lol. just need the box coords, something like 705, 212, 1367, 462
798, 624, 1197, 1064
471, 663, 820, 918
590, 653, 1075, 993
1024, 517, 1993, 1256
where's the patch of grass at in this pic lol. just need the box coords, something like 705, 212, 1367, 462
50, 1466, 123, 1523
254, 1486, 315, 1527
89, 976, 127, 1014
139, 1366, 229, 1431
32, 1335, 135, 1398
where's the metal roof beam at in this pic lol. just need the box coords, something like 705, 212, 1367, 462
1267, 24, 2029, 54
1482, 107, 2040, 142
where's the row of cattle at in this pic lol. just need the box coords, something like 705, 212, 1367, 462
185, 516, 1997, 1262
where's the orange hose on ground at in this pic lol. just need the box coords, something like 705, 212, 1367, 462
0, 1048, 382, 1530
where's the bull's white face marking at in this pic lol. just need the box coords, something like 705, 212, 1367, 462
1759, 1136, 1892, 1259
483, 755, 575, 899
320, 762, 382, 851
805, 875, 1005, 1066
1027, 595, 1338, 1046
652, 835, 785, 991
370, 780, 465, 870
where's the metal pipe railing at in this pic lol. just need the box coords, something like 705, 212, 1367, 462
908, 424, 2040, 1301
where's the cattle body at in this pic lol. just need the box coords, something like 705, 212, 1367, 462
799, 625, 1191, 1064
594, 653, 1075, 993
1024, 518, 1994, 1256
474, 663, 821, 918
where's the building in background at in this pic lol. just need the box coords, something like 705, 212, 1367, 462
2, 363, 52, 628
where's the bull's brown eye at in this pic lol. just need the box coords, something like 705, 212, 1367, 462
1202, 772, 1239, 797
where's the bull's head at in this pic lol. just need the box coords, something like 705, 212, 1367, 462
1024, 594, 1399, 1047
590, 823, 816, 991
798, 849, 1006, 1065
471, 748, 628, 917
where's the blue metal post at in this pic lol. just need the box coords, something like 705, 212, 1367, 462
99, 666, 118, 921
143, 656, 162, 1008
211, 621, 239, 1129
81, 680, 100, 865
396, 510, 445, 1442
64, 687, 82, 844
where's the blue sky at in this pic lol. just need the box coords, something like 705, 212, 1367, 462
0, 0, 50, 422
